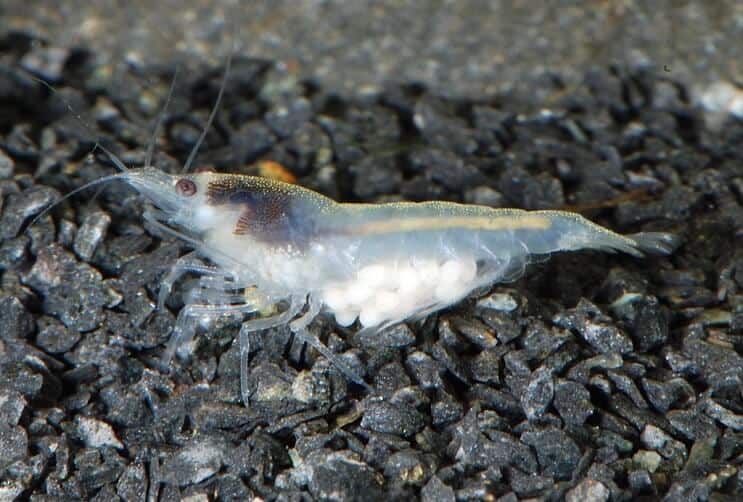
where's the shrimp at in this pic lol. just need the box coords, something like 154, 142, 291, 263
32, 57, 680, 407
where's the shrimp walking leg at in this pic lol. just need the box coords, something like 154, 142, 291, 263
164, 301, 261, 366
157, 251, 228, 309
290, 297, 368, 388
238, 297, 306, 405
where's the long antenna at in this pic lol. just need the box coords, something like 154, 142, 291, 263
28, 75, 129, 173
25, 172, 129, 230
144, 66, 180, 169
181, 48, 233, 173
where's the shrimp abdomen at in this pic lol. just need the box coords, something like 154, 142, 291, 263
507, 210, 679, 258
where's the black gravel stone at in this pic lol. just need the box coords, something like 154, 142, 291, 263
162, 435, 229, 487
565, 479, 611, 502
0, 296, 34, 341
264, 97, 313, 139
0, 423, 27, 465
0, 186, 58, 240
520, 366, 554, 421
73, 210, 111, 262
554, 379, 594, 426
421, 475, 455, 502
303, 450, 383, 501
35, 317, 81, 354
520, 427, 581, 480
360, 400, 425, 439
230, 121, 276, 164
350, 155, 403, 199
0, 148, 14, 178
553, 299, 634, 355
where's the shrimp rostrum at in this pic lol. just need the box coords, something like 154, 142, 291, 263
103, 166, 678, 404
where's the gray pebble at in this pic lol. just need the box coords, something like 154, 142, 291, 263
521, 427, 581, 480
265, 97, 312, 138
0, 389, 26, 427
74, 416, 123, 450
640, 424, 687, 465
607, 370, 648, 409
421, 475, 455, 502
382, 450, 433, 486
565, 479, 610, 502
162, 436, 228, 486
702, 399, 743, 431
554, 380, 593, 426
667, 408, 719, 441
20, 46, 70, 82
520, 367, 554, 420
640, 377, 694, 414
554, 299, 633, 354
509, 468, 552, 497
116, 462, 147, 502
0, 148, 13, 179
0, 424, 28, 466
36, 320, 81, 354
73, 211, 111, 262
0, 296, 34, 341
0, 186, 58, 240
304, 451, 383, 501
361, 400, 425, 438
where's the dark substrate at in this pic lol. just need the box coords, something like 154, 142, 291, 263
1, 31, 742, 501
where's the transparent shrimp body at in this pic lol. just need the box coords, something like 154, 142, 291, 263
124, 167, 678, 406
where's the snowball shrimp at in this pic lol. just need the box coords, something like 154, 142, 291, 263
35, 57, 679, 407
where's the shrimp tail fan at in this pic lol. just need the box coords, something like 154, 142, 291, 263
626, 232, 681, 256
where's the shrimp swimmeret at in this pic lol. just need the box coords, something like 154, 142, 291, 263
33, 59, 679, 407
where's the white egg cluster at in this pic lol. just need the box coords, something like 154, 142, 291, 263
322, 257, 478, 328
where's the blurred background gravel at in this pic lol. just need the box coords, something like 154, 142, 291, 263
1, 1, 743, 501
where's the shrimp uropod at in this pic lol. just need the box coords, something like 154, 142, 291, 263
37, 56, 680, 408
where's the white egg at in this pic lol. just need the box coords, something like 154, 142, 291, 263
322, 286, 348, 311
417, 260, 440, 286
348, 284, 373, 306
358, 264, 389, 288
375, 290, 399, 314
397, 265, 420, 295
440, 259, 463, 284
463, 258, 477, 280
359, 308, 383, 327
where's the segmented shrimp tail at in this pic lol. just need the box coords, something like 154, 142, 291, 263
524, 211, 680, 258
627, 232, 681, 256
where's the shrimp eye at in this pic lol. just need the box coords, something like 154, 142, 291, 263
176, 178, 197, 196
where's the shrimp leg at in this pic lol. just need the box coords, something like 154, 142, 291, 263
164, 300, 261, 366
157, 251, 230, 309
238, 297, 306, 405
289, 296, 369, 389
